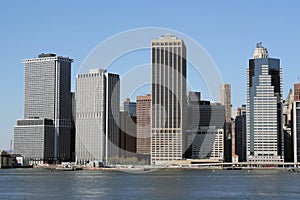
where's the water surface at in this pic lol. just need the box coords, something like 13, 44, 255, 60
0, 169, 299, 199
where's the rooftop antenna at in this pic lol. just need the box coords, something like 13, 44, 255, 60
256, 41, 263, 48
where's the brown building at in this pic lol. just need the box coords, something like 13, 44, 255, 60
295, 83, 300, 101
220, 83, 232, 162
293, 82, 300, 162
220, 83, 232, 123
119, 112, 137, 157
136, 94, 151, 155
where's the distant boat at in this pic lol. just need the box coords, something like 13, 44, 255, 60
143, 168, 151, 172
288, 168, 300, 173
223, 167, 242, 170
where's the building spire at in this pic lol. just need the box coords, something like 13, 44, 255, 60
253, 42, 269, 59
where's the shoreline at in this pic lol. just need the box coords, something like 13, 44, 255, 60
82, 166, 291, 172
2, 165, 297, 172
3, 163, 300, 173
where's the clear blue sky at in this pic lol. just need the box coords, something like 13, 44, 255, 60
1, 1, 299, 150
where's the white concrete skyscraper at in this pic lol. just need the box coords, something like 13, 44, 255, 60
75, 69, 120, 165
151, 34, 187, 165
246, 43, 284, 163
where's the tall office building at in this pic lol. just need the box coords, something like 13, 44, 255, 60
283, 90, 294, 162
119, 112, 136, 157
293, 83, 300, 162
220, 83, 232, 162
120, 98, 136, 116
234, 105, 246, 162
14, 53, 74, 164
136, 94, 151, 155
246, 43, 284, 163
186, 91, 225, 160
220, 83, 232, 122
151, 34, 187, 165
119, 98, 137, 157
14, 119, 55, 164
186, 91, 202, 133
75, 69, 120, 165
283, 89, 294, 127
295, 83, 300, 101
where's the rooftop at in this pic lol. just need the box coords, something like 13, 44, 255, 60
253, 42, 269, 59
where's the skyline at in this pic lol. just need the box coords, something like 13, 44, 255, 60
1, 1, 300, 150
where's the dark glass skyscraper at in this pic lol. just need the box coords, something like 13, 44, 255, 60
186, 91, 225, 160
234, 105, 246, 162
14, 53, 74, 164
246, 43, 284, 162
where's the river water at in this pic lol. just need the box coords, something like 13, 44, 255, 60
0, 168, 299, 199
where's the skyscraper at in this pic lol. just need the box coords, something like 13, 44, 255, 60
295, 83, 300, 101
119, 98, 137, 157
234, 105, 246, 162
246, 43, 284, 163
220, 83, 232, 122
151, 34, 187, 165
136, 94, 151, 155
186, 92, 225, 160
120, 98, 136, 116
75, 69, 120, 165
14, 53, 74, 164
220, 83, 232, 162
283, 90, 294, 162
119, 112, 137, 157
293, 83, 300, 163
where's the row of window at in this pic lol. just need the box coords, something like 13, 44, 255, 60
152, 42, 182, 46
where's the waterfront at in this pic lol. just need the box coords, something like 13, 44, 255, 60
0, 169, 300, 199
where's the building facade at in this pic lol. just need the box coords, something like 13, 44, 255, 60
75, 69, 120, 165
14, 119, 55, 164
186, 91, 225, 160
119, 112, 137, 157
294, 83, 300, 101
283, 90, 294, 162
190, 127, 224, 160
234, 105, 246, 162
246, 43, 284, 163
151, 35, 187, 165
14, 54, 74, 164
220, 83, 232, 123
293, 83, 300, 163
220, 83, 232, 162
120, 98, 136, 116
0, 150, 17, 168
136, 94, 151, 155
